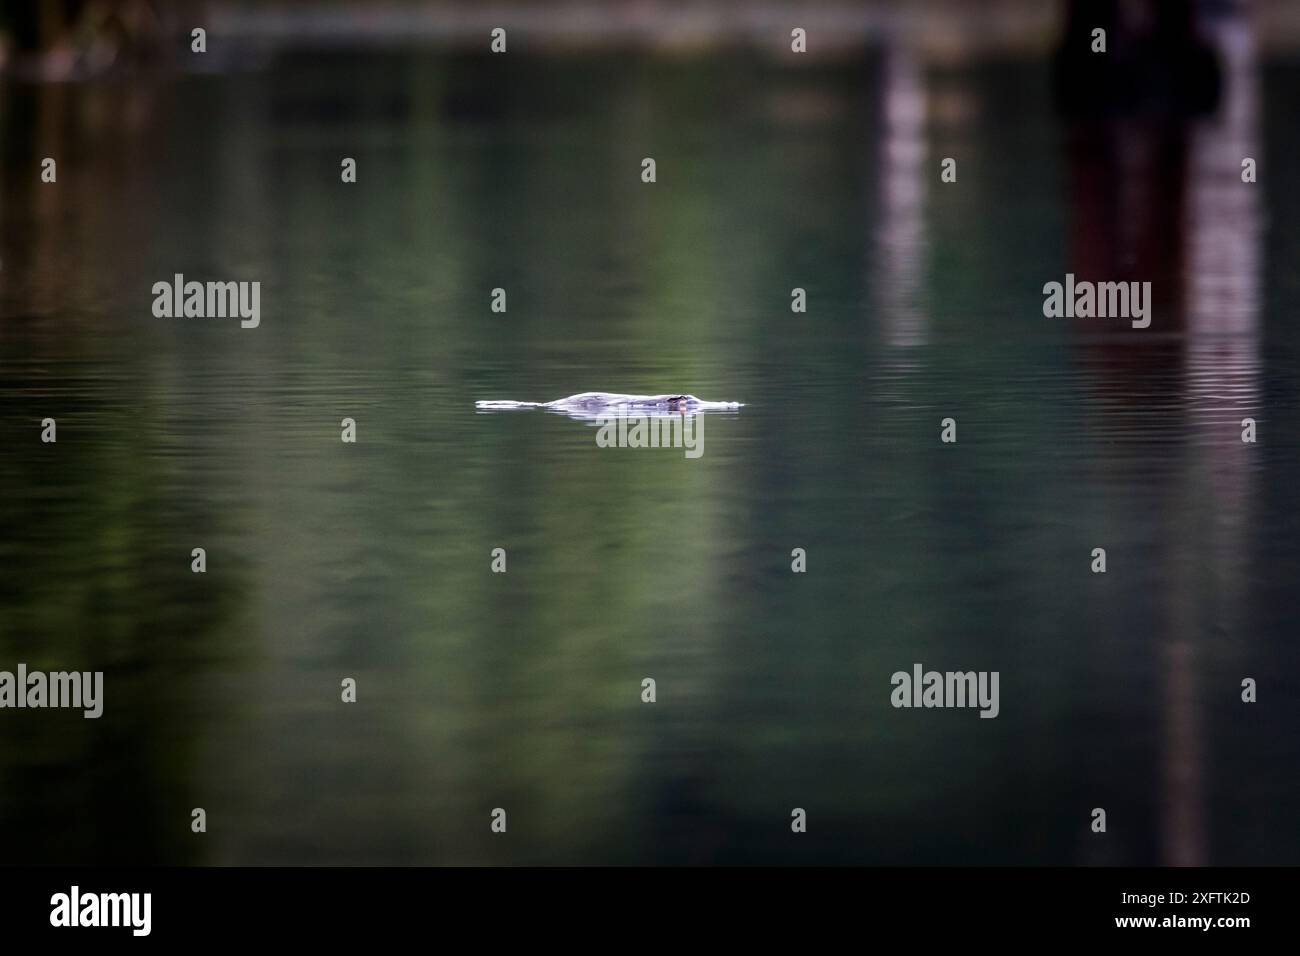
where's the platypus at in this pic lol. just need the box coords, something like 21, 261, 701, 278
475, 392, 743, 413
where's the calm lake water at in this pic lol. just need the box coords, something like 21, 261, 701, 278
1, 45, 1298, 865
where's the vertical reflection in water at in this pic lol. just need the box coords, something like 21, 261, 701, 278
1056, 1, 1235, 864
1163, 10, 1261, 867
31, 83, 67, 316
875, 39, 928, 350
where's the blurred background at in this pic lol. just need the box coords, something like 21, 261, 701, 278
1, 0, 1299, 865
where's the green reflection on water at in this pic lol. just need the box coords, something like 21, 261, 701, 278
1, 50, 1298, 865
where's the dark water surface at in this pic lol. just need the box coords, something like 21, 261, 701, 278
1, 48, 1298, 864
